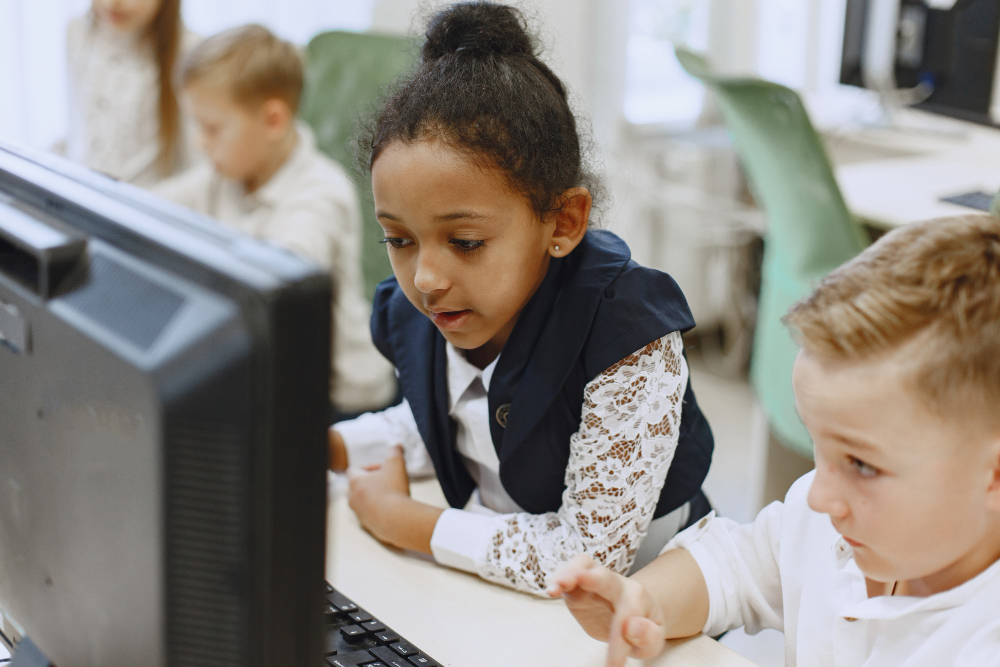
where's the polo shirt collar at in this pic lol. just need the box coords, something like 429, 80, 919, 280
834, 535, 1000, 621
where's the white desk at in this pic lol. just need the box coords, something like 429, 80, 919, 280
828, 110, 1000, 228
326, 478, 757, 667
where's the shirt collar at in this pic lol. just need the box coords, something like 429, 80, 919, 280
248, 122, 315, 207
833, 537, 855, 569
833, 535, 1000, 621
445, 342, 499, 412
89, 13, 147, 50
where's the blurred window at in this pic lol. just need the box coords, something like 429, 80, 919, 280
624, 0, 711, 125
0, 0, 374, 149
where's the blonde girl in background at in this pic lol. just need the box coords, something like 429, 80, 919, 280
59, 0, 199, 186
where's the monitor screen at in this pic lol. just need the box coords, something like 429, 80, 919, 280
839, 0, 1000, 126
0, 144, 330, 667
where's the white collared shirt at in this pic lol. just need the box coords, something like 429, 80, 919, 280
155, 124, 395, 412
442, 341, 523, 514
338, 332, 693, 595
666, 471, 1000, 666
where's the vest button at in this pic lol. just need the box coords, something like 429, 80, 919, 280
495, 403, 510, 428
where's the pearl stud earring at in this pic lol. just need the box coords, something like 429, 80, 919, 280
554, 245, 560, 251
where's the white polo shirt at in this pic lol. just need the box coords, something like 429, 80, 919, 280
665, 472, 1000, 666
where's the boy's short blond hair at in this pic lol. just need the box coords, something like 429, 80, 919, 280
181, 24, 304, 113
785, 213, 1000, 428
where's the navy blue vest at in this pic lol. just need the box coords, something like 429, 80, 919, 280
370, 230, 714, 518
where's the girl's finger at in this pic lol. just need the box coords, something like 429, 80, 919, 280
547, 553, 596, 596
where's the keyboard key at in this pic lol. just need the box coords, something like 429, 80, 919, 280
373, 631, 399, 645
362, 620, 386, 633
369, 646, 411, 667
325, 603, 343, 621
324, 587, 441, 667
339, 625, 368, 642
329, 590, 359, 613
325, 629, 344, 655
325, 581, 334, 594
348, 610, 373, 624
326, 649, 379, 667
389, 641, 417, 657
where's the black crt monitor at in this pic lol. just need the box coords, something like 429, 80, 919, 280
840, 0, 1000, 127
0, 144, 331, 666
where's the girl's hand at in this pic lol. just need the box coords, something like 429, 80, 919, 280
347, 445, 411, 545
328, 427, 349, 472
548, 555, 668, 667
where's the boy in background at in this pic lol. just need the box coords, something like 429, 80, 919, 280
549, 214, 1000, 667
157, 24, 395, 415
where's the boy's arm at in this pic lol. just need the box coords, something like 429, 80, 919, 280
548, 549, 708, 666
552, 491, 795, 665
632, 547, 710, 637
152, 164, 213, 212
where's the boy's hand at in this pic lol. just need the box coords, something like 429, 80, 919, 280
347, 445, 411, 545
548, 554, 668, 667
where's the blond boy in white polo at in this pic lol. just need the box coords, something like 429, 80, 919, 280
550, 213, 1000, 667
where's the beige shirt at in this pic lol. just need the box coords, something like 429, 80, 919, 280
155, 124, 395, 412
62, 15, 200, 187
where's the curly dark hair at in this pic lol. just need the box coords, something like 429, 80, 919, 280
359, 1, 599, 217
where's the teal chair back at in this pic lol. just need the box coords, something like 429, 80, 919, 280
299, 31, 417, 300
676, 48, 868, 457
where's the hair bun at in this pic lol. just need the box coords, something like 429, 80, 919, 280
422, 2, 534, 61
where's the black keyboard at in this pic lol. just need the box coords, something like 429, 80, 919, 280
324, 582, 442, 667
940, 190, 995, 212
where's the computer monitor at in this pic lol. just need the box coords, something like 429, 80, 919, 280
840, 0, 1000, 126
0, 144, 331, 666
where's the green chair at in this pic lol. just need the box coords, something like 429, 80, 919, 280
676, 47, 869, 459
299, 31, 417, 300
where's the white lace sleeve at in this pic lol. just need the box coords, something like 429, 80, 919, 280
477, 331, 689, 594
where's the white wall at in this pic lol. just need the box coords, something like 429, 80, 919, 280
369, 0, 619, 142
0, 0, 88, 149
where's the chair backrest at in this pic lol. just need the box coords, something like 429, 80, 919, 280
299, 30, 417, 300
677, 47, 867, 456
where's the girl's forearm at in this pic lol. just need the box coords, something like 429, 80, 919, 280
631, 548, 710, 639
383, 496, 443, 555
328, 428, 348, 472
